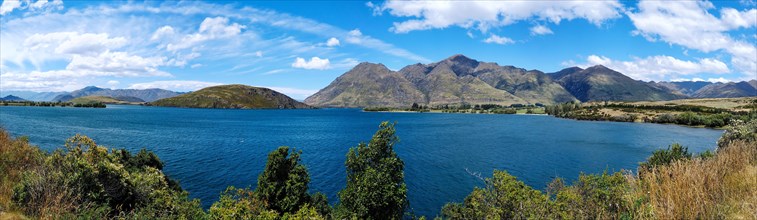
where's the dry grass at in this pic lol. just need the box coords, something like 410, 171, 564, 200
629, 140, 757, 219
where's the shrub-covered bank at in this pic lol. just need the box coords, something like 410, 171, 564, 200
2, 119, 755, 219
546, 100, 757, 128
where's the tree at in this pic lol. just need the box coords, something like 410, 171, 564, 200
337, 121, 408, 219
256, 146, 311, 214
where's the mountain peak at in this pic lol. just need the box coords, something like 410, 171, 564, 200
586, 64, 611, 71
444, 54, 478, 65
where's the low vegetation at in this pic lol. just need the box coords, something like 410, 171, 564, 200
364, 103, 545, 115
1, 101, 106, 108
2, 119, 755, 219
441, 119, 757, 219
546, 97, 757, 128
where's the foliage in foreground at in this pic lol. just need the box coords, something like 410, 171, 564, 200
0, 132, 203, 219
441, 119, 757, 219
336, 121, 408, 219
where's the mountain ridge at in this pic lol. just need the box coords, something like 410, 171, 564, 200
52, 87, 183, 102
306, 55, 578, 107
307, 55, 732, 108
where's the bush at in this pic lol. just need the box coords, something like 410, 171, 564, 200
639, 143, 692, 172
336, 121, 408, 219
441, 170, 552, 219
7, 133, 204, 218
717, 119, 757, 149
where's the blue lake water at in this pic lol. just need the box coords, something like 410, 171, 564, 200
0, 105, 723, 217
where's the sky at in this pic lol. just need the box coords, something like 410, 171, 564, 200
1, 0, 756, 99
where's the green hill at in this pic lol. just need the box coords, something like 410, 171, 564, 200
148, 84, 312, 109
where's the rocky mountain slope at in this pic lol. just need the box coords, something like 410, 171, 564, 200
306, 55, 577, 107
549, 65, 686, 102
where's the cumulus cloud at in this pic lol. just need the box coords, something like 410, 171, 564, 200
371, 0, 624, 33
0, 0, 62, 15
291, 57, 331, 70
530, 25, 553, 35
150, 25, 175, 41
128, 80, 222, 91
326, 37, 340, 46
24, 32, 127, 56
572, 55, 731, 81
0, 0, 22, 15
66, 51, 170, 77
483, 34, 514, 45
627, 1, 757, 74
166, 16, 245, 51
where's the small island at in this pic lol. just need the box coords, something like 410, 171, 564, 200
147, 84, 313, 109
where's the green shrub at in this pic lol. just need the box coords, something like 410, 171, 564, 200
639, 143, 691, 172
717, 119, 757, 150
336, 121, 408, 220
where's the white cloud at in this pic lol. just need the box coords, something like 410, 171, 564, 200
326, 37, 340, 47
707, 77, 731, 83
373, 0, 624, 33
291, 57, 331, 70
106, 80, 119, 88
627, 1, 757, 74
573, 55, 730, 81
66, 51, 170, 77
0, 0, 22, 15
150, 25, 175, 41
190, 63, 202, 68
0, 0, 62, 15
720, 8, 757, 29
483, 34, 514, 45
255, 50, 263, 57
530, 25, 553, 35
24, 32, 127, 56
128, 80, 222, 91
166, 16, 245, 51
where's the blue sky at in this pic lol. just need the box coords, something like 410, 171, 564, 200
1, 0, 755, 99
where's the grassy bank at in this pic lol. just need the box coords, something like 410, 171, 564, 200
1, 101, 106, 108
1, 119, 755, 219
364, 103, 546, 115
546, 97, 757, 128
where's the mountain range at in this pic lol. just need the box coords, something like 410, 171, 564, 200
51, 86, 183, 102
306, 55, 755, 108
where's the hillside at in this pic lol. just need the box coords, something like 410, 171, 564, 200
693, 81, 757, 98
550, 65, 684, 102
0, 95, 26, 101
303, 63, 426, 107
69, 96, 143, 105
306, 55, 576, 108
52, 86, 182, 102
149, 84, 312, 109
0, 91, 67, 101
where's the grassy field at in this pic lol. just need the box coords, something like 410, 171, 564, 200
69, 96, 142, 105
593, 97, 757, 119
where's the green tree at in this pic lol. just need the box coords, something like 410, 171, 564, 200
337, 121, 408, 219
256, 146, 312, 214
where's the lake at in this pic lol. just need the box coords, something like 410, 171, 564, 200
0, 105, 723, 217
